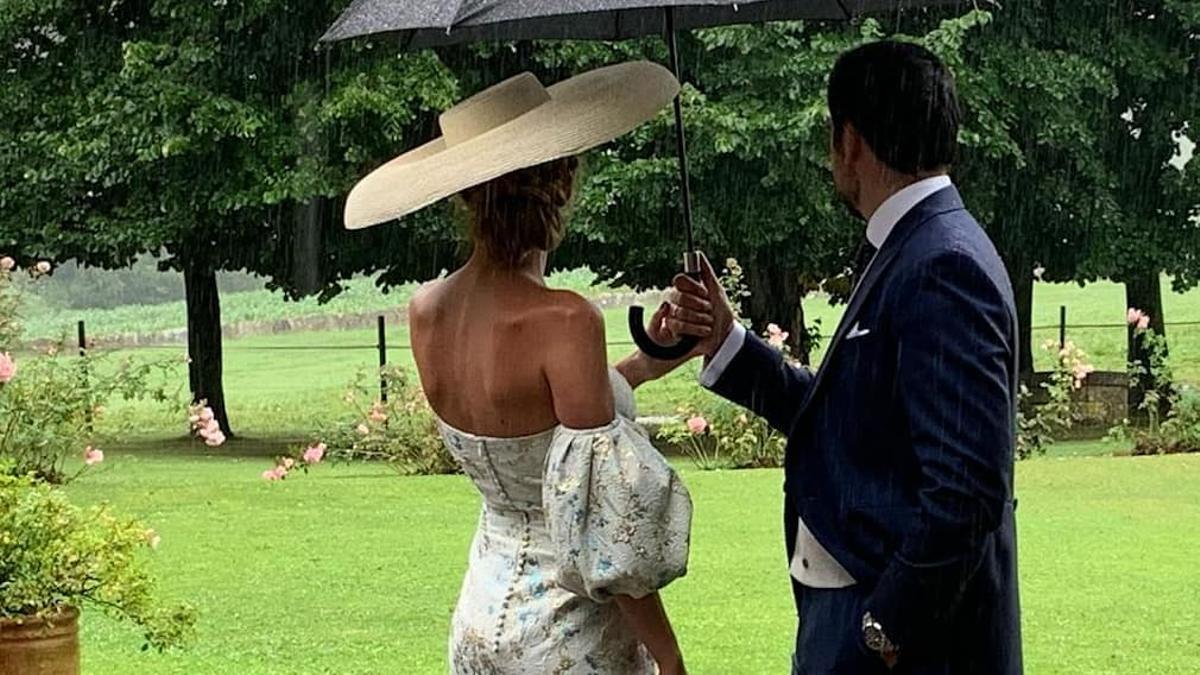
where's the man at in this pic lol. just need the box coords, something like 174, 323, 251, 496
647, 41, 1023, 673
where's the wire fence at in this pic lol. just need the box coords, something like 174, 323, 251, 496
69, 305, 1200, 410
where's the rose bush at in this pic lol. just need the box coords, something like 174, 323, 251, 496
0, 256, 183, 482
1016, 339, 1095, 459
1107, 308, 1198, 455
659, 258, 789, 470
259, 364, 456, 480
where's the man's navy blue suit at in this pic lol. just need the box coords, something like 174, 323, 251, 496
708, 186, 1023, 674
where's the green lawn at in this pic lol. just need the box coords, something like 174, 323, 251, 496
65, 449, 1200, 674
804, 275, 1200, 381
90, 273, 1200, 443
89, 305, 717, 442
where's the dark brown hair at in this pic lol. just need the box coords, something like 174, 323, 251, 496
459, 156, 580, 267
828, 41, 960, 174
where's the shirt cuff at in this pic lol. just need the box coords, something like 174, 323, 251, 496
699, 322, 746, 389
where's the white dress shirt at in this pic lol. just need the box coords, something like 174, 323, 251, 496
699, 175, 953, 588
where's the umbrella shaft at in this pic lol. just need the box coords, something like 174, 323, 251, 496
665, 8, 696, 253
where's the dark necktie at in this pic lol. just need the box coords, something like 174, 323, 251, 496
849, 237, 878, 292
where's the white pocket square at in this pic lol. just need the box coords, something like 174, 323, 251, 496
846, 323, 871, 340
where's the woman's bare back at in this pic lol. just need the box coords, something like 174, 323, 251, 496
409, 263, 614, 438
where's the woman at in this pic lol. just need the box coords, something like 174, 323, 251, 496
343, 62, 697, 674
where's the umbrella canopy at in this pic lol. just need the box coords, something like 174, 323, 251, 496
321, 0, 972, 46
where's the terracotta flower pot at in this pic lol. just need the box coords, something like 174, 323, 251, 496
0, 607, 80, 675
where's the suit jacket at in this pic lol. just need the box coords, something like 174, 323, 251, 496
709, 186, 1023, 674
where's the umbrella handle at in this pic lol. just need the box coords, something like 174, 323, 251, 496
628, 253, 703, 361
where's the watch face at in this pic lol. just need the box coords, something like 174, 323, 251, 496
864, 627, 884, 651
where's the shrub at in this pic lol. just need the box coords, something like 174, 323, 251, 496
1124, 386, 1200, 456
1107, 308, 1194, 455
261, 364, 457, 479
659, 260, 791, 471
0, 351, 182, 483
1016, 340, 1094, 459
1, 258, 183, 482
660, 399, 787, 470
0, 472, 196, 651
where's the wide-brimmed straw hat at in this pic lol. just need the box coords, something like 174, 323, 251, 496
343, 60, 679, 230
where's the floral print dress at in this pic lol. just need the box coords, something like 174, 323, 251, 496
438, 369, 692, 674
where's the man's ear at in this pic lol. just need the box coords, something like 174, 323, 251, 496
841, 122, 865, 164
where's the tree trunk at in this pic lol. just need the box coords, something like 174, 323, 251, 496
743, 264, 812, 365
292, 199, 324, 296
183, 262, 232, 436
1011, 267, 1036, 376
1125, 271, 1169, 423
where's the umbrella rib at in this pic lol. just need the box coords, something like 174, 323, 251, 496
834, 0, 852, 19
447, 0, 470, 33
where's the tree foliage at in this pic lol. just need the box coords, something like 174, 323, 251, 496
2, 1, 1198, 421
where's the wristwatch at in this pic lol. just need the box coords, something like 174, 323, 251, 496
861, 611, 898, 656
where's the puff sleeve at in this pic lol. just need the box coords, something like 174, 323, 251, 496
543, 419, 692, 602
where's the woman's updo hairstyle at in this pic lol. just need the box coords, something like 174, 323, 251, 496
460, 156, 579, 267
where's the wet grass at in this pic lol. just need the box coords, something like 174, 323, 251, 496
82, 274, 1199, 444
66, 449, 1200, 674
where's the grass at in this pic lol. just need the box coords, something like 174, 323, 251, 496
29, 271, 1199, 672
85, 272, 1199, 442
28, 268, 1200, 376
22, 268, 620, 343
64, 449, 1200, 674
86, 305, 714, 442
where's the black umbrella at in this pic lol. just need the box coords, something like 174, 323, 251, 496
322, 0, 971, 359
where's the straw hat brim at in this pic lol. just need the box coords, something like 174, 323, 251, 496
344, 61, 680, 230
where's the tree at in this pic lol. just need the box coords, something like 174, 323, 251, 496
0, 1, 462, 434
1076, 0, 1200, 413
947, 2, 1120, 374
541, 12, 999, 363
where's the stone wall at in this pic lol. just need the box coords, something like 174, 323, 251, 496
1021, 370, 1129, 437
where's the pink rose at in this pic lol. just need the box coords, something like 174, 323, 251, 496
203, 431, 226, 447
198, 407, 215, 423
261, 465, 287, 481
84, 446, 104, 466
368, 405, 388, 423
766, 323, 789, 349
281, 457, 295, 469
0, 256, 14, 271
0, 353, 15, 383
1127, 307, 1146, 326
686, 415, 708, 435
302, 443, 326, 464
1137, 315, 1150, 331
356, 423, 370, 436
32, 261, 51, 277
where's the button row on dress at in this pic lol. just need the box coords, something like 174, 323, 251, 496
493, 514, 532, 654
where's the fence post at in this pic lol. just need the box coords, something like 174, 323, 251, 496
377, 315, 388, 403
1059, 306, 1067, 351
78, 320, 92, 432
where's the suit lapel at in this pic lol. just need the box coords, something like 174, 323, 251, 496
797, 186, 966, 417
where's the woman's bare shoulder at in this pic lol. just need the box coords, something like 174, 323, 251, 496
407, 278, 447, 325
536, 288, 605, 336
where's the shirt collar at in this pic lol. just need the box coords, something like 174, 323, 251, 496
865, 175, 953, 248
